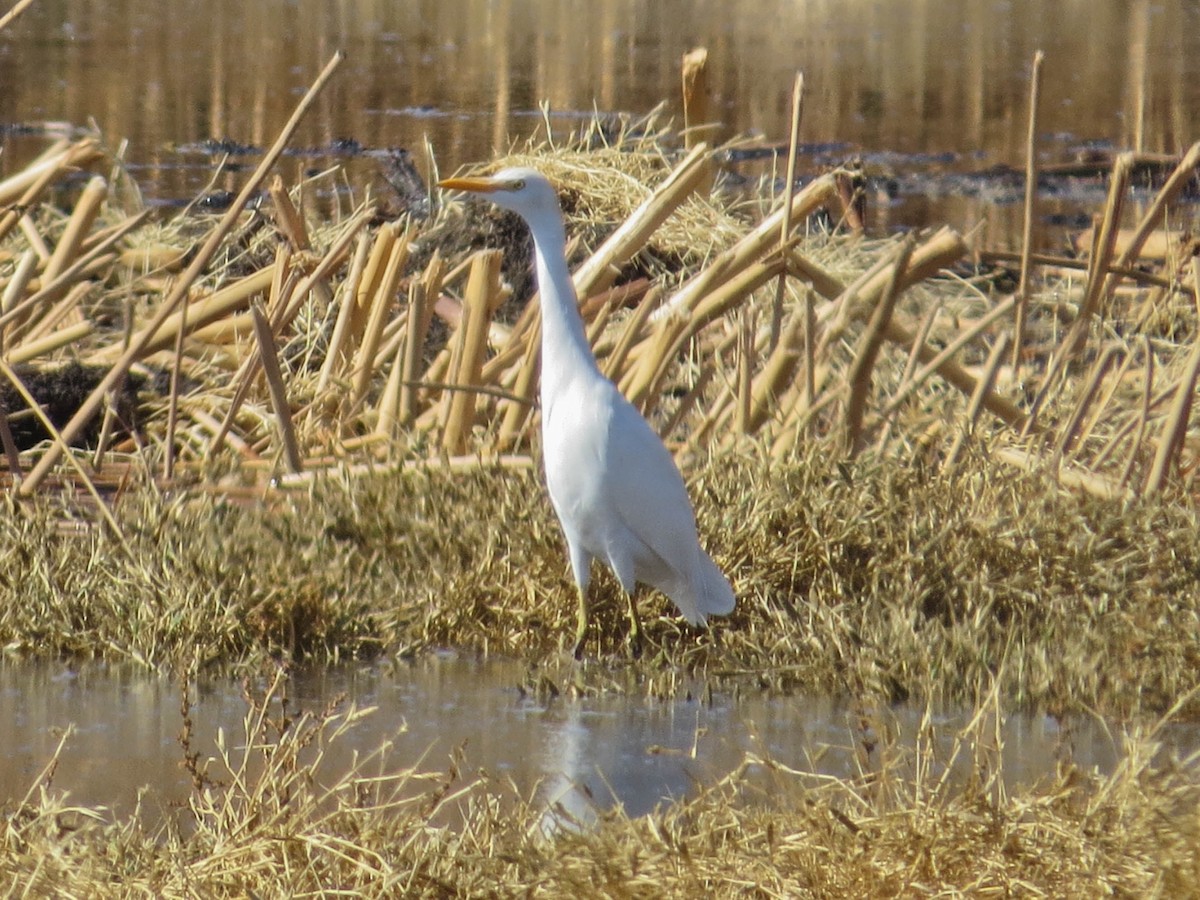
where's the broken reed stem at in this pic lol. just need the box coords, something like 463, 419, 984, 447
317, 231, 372, 395
18, 49, 345, 497
43, 175, 108, 284
880, 294, 1017, 419
0, 140, 102, 242
1012, 49, 1044, 373
746, 304, 808, 434
1144, 259, 1200, 494
398, 253, 444, 426
1115, 140, 1200, 273
736, 310, 755, 434
770, 71, 804, 354
1052, 343, 1123, 461
0, 0, 37, 33
680, 47, 710, 148
163, 285, 191, 482
844, 234, 914, 456
442, 250, 502, 456
351, 227, 410, 407
995, 444, 1132, 501
251, 303, 303, 473
875, 294, 944, 452
944, 332, 1011, 471
1116, 339, 1155, 487
602, 285, 661, 380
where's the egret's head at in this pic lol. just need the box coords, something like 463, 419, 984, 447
437, 166, 560, 219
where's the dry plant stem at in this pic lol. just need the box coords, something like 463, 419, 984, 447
0, 210, 149, 332
843, 234, 914, 456
1052, 343, 1123, 461
602, 285, 661, 380
316, 230, 372, 395
163, 287, 190, 482
268, 174, 310, 250
18, 50, 345, 497
1144, 259, 1200, 493
1114, 140, 1200, 272
746, 304, 809, 433
995, 445, 1132, 501
43, 175, 108, 283
1047, 153, 1132, 377
770, 71, 804, 354
1012, 49, 1044, 373
0, 0, 37, 33
443, 250, 502, 455
680, 47, 709, 148
1116, 339, 1155, 486
496, 320, 542, 450
1070, 347, 1134, 463
879, 295, 1017, 420
0, 360, 132, 549
7, 319, 93, 365
945, 332, 1010, 471
979, 250, 1173, 291
399, 253, 445, 425
655, 173, 837, 321
0, 140, 101, 236
736, 310, 755, 434
351, 228, 410, 406
251, 304, 303, 473
570, 141, 713, 298
876, 295, 944, 452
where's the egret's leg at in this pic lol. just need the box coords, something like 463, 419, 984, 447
572, 584, 590, 660
623, 590, 643, 659
567, 541, 592, 660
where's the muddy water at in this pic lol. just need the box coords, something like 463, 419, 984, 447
1, 1, 1197, 244
2, 656, 1196, 827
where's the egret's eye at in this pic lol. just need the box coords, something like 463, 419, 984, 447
511, 179, 526, 190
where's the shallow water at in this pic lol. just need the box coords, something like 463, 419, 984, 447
1, 1, 1197, 246
2, 655, 1196, 827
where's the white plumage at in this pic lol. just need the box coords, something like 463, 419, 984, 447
438, 167, 735, 656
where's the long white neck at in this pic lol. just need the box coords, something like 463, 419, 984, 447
526, 210, 600, 416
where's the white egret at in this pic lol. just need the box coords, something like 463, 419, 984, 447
438, 167, 735, 657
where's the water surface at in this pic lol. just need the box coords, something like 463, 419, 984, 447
2, 656, 1195, 828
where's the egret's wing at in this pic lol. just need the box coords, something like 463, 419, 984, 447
602, 386, 732, 622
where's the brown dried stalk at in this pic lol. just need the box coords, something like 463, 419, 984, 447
19, 50, 346, 496
1012, 49, 1044, 373
442, 250, 503, 455
252, 304, 303, 473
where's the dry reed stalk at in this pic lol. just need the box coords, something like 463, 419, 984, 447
91, 265, 277, 363
655, 173, 838, 321
995, 445, 1132, 501
162, 280, 191, 482
1, 211, 147, 335
569, 142, 714, 299
843, 235, 914, 455
251, 304, 303, 473
944, 333, 1011, 471
315, 231, 372, 395
269, 174, 310, 250
351, 228, 410, 406
398, 253, 445, 426
1114, 141, 1200, 272
442, 250, 503, 455
1052, 343, 1123, 461
15, 279, 94, 346
878, 297, 1017, 419
1144, 259, 1200, 494
745, 305, 808, 433
0, 0, 37, 33
735, 310, 755, 434
785, 249, 846, 300
0, 250, 39, 343
1045, 154, 1131, 378
770, 71, 805, 355
624, 254, 787, 413
1115, 344, 1157, 488
7, 320, 93, 366
0, 139, 101, 233
680, 48, 710, 148
495, 321, 542, 451
813, 242, 907, 361
347, 222, 399, 349
18, 50, 345, 497
42, 175, 108, 284
0, 399, 22, 478
18, 214, 50, 261
601, 285, 661, 380
874, 295, 944, 453
979, 249, 1173, 291
275, 451, 535, 487
0, 359, 132, 548
1068, 347, 1135, 462
1012, 50, 1044, 373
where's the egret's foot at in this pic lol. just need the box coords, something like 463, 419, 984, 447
572, 629, 587, 661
